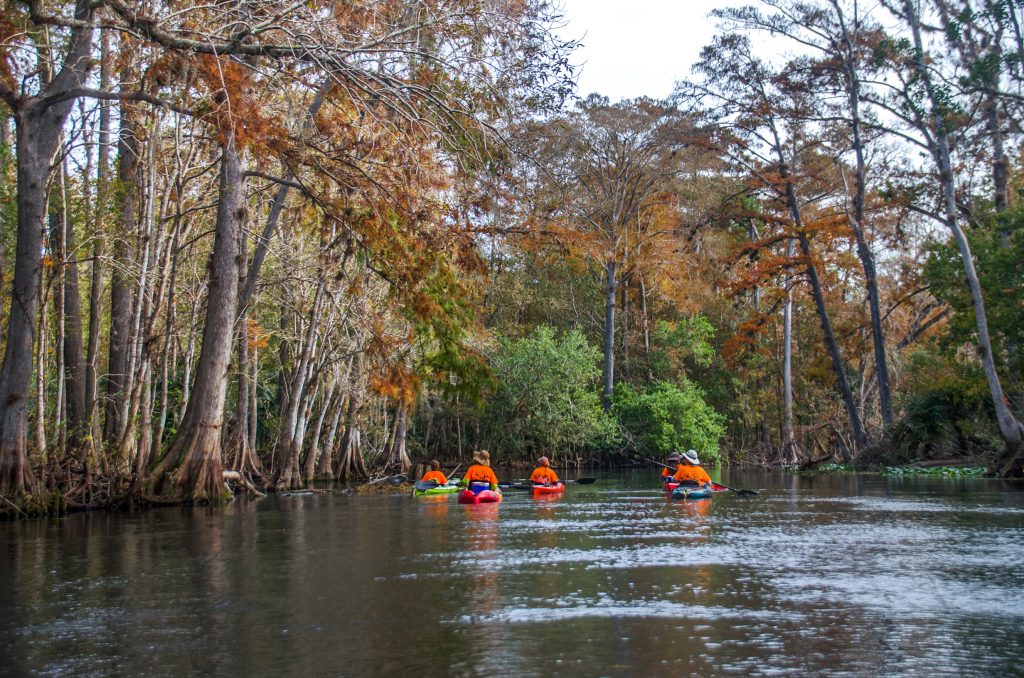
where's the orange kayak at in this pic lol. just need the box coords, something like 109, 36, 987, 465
531, 482, 565, 496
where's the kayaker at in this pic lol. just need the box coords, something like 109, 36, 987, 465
420, 460, 447, 485
462, 450, 499, 492
673, 449, 712, 486
662, 452, 681, 484
529, 456, 560, 486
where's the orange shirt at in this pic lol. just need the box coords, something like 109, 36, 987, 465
421, 470, 447, 484
673, 464, 712, 485
530, 467, 560, 484
661, 467, 674, 479
464, 464, 498, 487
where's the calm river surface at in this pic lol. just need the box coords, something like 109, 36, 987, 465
2, 470, 1023, 677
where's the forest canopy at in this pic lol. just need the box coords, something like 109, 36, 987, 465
1, 0, 1022, 512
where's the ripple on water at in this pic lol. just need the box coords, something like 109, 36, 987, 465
450, 596, 803, 625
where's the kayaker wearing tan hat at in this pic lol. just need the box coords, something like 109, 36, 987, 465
529, 456, 560, 486
662, 452, 681, 483
672, 449, 712, 486
462, 450, 499, 492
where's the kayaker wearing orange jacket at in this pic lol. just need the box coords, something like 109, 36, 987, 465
673, 449, 712, 486
662, 452, 681, 483
462, 450, 499, 491
529, 456, 560, 485
420, 459, 447, 485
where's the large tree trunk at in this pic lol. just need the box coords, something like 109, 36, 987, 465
0, 0, 95, 502
796, 229, 867, 457
901, 0, 1024, 476
384, 402, 412, 473
602, 260, 617, 409
147, 137, 245, 501
316, 392, 345, 481
335, 384, 367, 482
774, 139, 866, 456
833, 0, 893, 429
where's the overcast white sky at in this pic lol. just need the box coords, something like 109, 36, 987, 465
553, 0, 747, 102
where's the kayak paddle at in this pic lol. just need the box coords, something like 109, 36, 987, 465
709, 481, 758, 496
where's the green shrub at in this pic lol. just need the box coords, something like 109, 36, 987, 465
613, 380, 725, 465
482, 326, 619, 458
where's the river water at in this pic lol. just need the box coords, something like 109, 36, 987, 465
1, 470, 1022, 677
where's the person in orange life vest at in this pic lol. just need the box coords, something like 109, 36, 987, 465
462, 449, 499, 492
662, 452, 681, 484
673, 449, 712, 486
530, 456, 560, 485
420, 459, 447, 485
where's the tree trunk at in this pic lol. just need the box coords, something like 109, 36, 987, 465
602, 260, 617, 409
104, 102, 141, 447
0, 1, 95, 500
782, 240, 798, 464
0, 113, 63, 497
385, 402, 412, 473
317, 392, 344, 480
272, 277, 326, 490
902, 0, 1024, 476
778, 151, 866, 455
303, 378, 336, 482
335, 386, 367, 482
85, 29, 112, 457
833, 0, 893, 429
56, 170, 88, 453
147, 137, 245, 501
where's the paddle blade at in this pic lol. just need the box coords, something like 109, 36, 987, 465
573, 477, 597, 484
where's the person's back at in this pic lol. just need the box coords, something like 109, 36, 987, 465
529, 456, 559, 485
421, 459, 447, 484
662, 453, 681, 482
463, 450, 499, 491
672, 450, 711, 486
673, 465, 711, 485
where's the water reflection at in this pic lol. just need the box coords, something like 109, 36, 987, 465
1, 471, 1022, 676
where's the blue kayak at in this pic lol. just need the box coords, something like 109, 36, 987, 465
671, 485, 714, 500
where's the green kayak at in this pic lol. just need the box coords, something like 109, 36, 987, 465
412, 483, 461, 497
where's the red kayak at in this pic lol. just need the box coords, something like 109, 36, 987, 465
458, 489, 503, 504
531, 482, 565, 496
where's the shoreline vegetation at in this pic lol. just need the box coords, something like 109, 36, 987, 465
2, 0, 1024, 518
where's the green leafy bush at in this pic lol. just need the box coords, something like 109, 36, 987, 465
613, 380, 725, 465
482, 326, 619, 458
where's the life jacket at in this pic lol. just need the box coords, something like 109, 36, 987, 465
464, 464, 498, 487
673, 465, 711, 485
421, 470, 447, 484
530, 467, 559, 485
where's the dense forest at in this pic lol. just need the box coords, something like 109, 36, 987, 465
0, 0, 1022, 513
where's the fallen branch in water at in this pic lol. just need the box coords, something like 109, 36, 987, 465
0, 492, 27, 518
